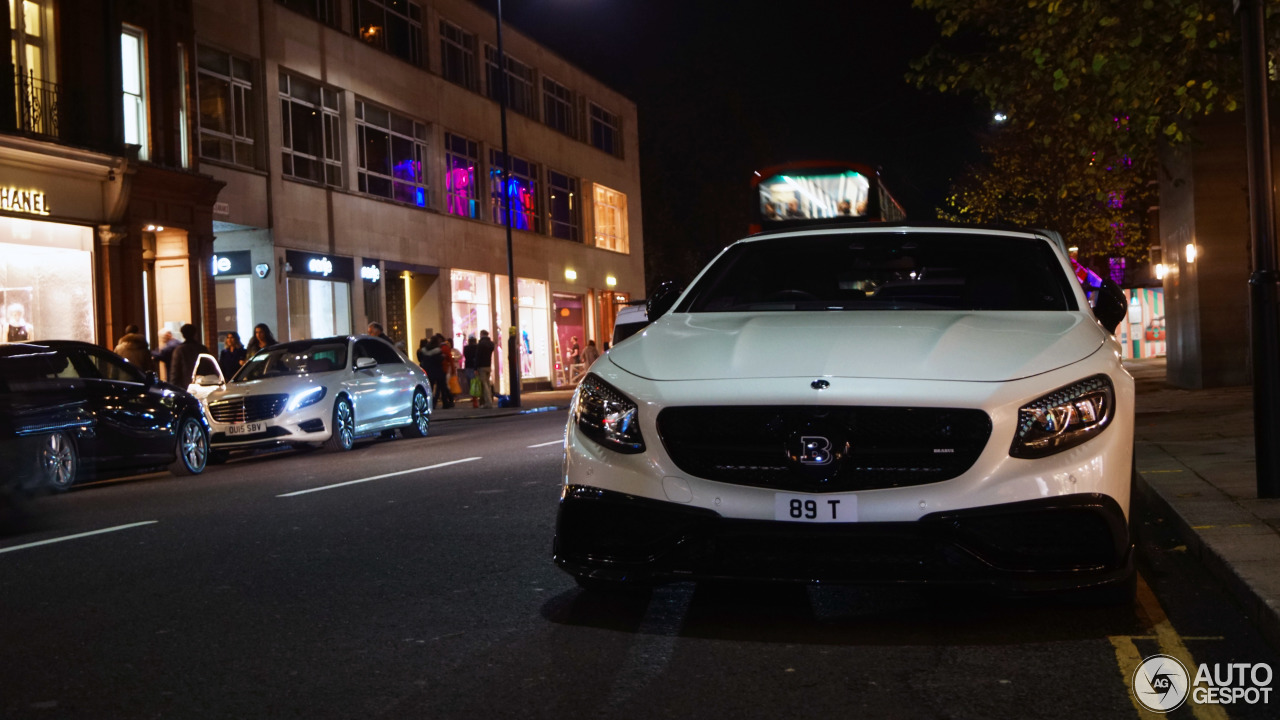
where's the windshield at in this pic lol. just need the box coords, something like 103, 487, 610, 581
680, 232, 1078, 313
234, 340, 348, 381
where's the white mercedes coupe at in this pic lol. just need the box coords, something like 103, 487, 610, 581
204, 334, 431, 459
556, 224, 1136, 601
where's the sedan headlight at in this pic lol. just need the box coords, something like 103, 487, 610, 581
1011, 375, 1114, 459
286, 386, 327, 412
575, 374, 644, 454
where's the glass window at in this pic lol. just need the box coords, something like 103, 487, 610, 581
355, 0, 422, 66
489, 150, 539, 232
357, 100, 428, 207
121, 25, 148, 160
547, 170, 580, 242
360, 337, 403, 365
484, 45, 536, 119
11, 0, 57, 135
1, 220, 96, 344
516, 278, 550, 380
84, 347, 146, 383
444, 132, 479, 219
275, 0, 338, 27
592, 184, 628, 254
287, 277, 351, 340
439, 19, 477, 91
542, 77, 575, 138
280, 72, 343, 188
450, 269, 490, 352
197, 45, 256, 168
589, 102, 621, 158
238, 339, 349, 380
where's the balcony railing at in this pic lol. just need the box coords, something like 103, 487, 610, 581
16, 70, 60, 137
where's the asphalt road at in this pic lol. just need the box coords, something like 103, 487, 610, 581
1, 410, 1276, 719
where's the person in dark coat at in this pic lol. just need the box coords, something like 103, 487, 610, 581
246, 323, 277, 357
417, 335, 452, 408
475, 329, 495, 408
167, 323, 210, 390
219, 331, 247, 377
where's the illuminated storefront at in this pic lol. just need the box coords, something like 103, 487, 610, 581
450, 268, 491, 349
285, 249, 353, 340
211, 250, 254, 343
0, 217, 96, 343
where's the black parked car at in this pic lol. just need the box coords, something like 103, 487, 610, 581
0, 341, 210, 492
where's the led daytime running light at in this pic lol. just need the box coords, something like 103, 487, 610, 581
287, 385, 327, 412
1011, 375, 1114, 459
575, 374, 644, 454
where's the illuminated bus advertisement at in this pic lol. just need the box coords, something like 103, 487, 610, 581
751, 161, 906, 233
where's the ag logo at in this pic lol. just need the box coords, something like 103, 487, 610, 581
1133, 654, 1189, 713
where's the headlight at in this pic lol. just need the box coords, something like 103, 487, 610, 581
286, 386, 327, 412
1010, 375, 1114, 459
575, 374, 644, 454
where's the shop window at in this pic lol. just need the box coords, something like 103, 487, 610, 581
516, 278, 549, 380
589, 102, 621, 158
357, 101, 428, 207
484, 45, 536, 120
450, 269, 491, 351
592, 184, 629, 254
121, 25, 149, 160
542, 77, 575, 138
197, 46, 257, 169
355, 0, 423, 67
1, 219, 95, 344
444, 132, 479, 219
276, 0, 338, 28
547, 170, 580, 242
280, 72, 343, 188
439, 19, 477, 91
287, 277, 351, 340
489, 150, 539, 232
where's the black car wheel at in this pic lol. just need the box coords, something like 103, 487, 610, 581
325, 397, 355, 452
41, 432, 78, 492
170, 415, 209, 476
403, 389, 430, 438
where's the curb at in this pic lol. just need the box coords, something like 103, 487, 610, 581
432, 405, 567, 422
1134, 442, 1280, 653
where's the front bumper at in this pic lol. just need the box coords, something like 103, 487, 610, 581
554, 485, 1132, 592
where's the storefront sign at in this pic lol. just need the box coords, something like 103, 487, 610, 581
285, 250, 353, 282
211, 250, 252, 277
0, 187, 50, 216
360, 264, 381, 283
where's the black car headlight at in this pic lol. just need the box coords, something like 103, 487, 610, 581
1010, 375, 1115, 459
575, 374, 644, 454
286, 385, 327, 412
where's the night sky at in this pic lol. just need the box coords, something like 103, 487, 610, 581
495, 0, 989, 285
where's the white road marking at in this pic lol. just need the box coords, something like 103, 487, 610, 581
276, 457, 482, 497
527, 439, 563, 448
0, 521, 158, 555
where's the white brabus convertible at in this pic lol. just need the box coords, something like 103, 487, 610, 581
555, 224, 1136, 600
204, 334, 431, 458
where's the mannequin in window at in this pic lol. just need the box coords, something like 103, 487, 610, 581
4, 302, 34, 342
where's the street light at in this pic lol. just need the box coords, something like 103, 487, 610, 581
494, 0, 520, 407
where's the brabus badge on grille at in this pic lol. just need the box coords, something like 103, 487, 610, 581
811, 379, 830, 390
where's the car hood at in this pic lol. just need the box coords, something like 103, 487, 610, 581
208, 373, 330, 400
607, 311, 1106, 382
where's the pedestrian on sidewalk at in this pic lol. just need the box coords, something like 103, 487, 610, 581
168, 323, 210, 390
475, 329, 495, 408
246, 323, 277, 358
114, 324, 153, 371
462, 335, 478, 408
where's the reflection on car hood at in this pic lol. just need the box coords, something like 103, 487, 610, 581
207, 373, 327, 400
608, 311, 1106, 382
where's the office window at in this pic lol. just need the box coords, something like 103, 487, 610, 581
121, 25, 148, 160
355, 0, 422, 66
444, 132, 479, 219
357, 101, 428, 207
276, 0, 338, 27
589, 102, 621, 158
547, 170, 580, 242
177, 43, 191, 168
484, 45, 536, 119
593, 184, 628, 254
439, 19, 477, 91
489, 151, 539, 232
12, 0, 57, 136
279, 72, 343, 187
542, 77, 575, 138
197, 46, 256, 168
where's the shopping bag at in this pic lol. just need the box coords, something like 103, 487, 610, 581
470, 376, 482, 397
448, 374, 462, 395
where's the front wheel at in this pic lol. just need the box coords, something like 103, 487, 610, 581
325, 397, 355, 452
170, 415, 209, 476
41, 432, 78, 491
403, 389, 430, 438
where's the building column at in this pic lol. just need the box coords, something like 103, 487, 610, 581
97, 224, 128, 347
189, 231, 216, 348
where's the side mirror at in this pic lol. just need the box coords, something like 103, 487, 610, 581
355, 356, 377, 370
1091, 278, 1127, 334
196, 374, 223, 387
646, 281, 684, 320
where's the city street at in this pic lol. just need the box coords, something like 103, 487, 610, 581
1, 409, 1276, 719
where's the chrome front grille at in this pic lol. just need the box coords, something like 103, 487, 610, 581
657, 405, 992, 492
208, 394, 289, 423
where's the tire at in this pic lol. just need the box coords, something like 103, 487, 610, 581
402, 389, 430, 438
325, 397, 355, 452
170, 415, 209, 476
40, 432, 78, 492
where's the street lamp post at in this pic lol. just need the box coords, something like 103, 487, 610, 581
495, 0, 521, 407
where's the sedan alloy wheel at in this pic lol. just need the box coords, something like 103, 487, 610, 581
326, 398, 355, 451
170, 416, 209, 476
41, 432, 78, 492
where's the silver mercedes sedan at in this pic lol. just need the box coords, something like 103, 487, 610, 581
203, 334, 431, 458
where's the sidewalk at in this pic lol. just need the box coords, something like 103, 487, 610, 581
428, 388, 575, 422
1128, 356, 1280, 649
